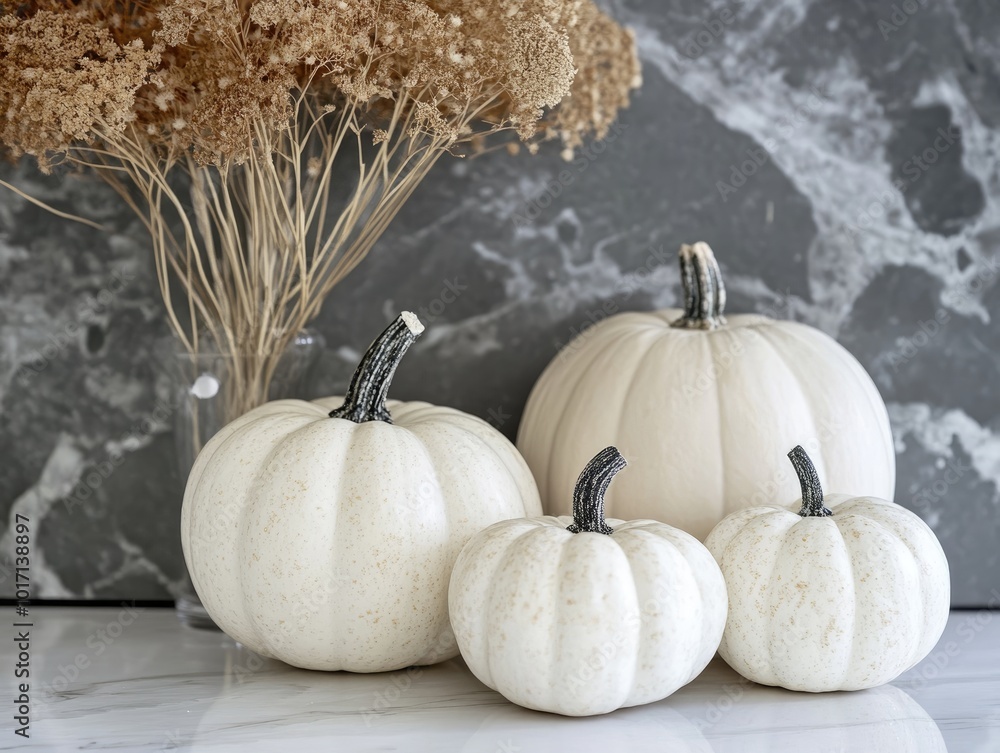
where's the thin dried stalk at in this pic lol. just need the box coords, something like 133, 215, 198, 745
61, 93, 467, 421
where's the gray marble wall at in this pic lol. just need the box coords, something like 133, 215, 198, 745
1, 0, 998, 606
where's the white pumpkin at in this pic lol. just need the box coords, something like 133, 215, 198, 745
181, 312, 541, 672
516, 242, 895, 541
704, 445, 950, 692
449, 446, 727, 716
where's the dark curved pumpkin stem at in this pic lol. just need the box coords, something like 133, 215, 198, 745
788, 445, 833, 517
671, 241, 727, 330
329, 312, 424, 424
568, 446, 627, 535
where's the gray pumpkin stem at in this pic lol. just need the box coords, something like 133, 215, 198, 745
329, 312, 424, 424
788, 445, 833, 517
671, 241, 727, 330
568, 446, 627, 535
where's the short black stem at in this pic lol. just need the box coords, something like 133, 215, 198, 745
788, 445, 833, 517
567, 447, 627, 535
671, 242, 727, 330
329, 312, 424, 424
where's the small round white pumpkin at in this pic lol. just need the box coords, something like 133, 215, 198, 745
182, 312, 541, 672
517, 242, 895, 541
449, 447, 728, 716
705, 445, 950, 692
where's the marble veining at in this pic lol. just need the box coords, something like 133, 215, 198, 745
0, 0, 999, 605
3, 607, 998, 751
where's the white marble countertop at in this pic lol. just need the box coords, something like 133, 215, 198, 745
4, 607, 998, 751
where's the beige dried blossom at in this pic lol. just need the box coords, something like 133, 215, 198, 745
2, 0, 637, 163
0, 8, 160, 169
544, 0, 643, 150
0, 0, 639, 419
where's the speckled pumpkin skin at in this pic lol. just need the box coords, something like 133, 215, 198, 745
449, 516, 727, 716
181, 396, 541, 673
705, 494, 950, 692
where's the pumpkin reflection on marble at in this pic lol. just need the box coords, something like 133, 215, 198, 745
458, 703, 714, 753
704, 681, 946, 753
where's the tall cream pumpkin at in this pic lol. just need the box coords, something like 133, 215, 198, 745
516, 242, 894, 540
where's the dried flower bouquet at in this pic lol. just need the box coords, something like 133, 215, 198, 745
1, 0, 640, 418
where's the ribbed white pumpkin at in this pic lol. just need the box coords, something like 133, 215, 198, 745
517, 242, 895, 541
705, 446, 950, 692
182, 313, 541, 672
449, 447, 727, 716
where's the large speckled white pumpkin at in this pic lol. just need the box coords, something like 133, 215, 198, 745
182, 313, 541, 672
449, 447, 727, 716
516, 242, 895, 541
705, 446, 950, 692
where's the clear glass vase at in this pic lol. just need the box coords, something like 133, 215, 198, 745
160, 329, 325, 630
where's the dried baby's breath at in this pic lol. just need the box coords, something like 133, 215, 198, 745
2, 0, 639, 162
0, 8, 160, 170
0, 0, 639, 418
